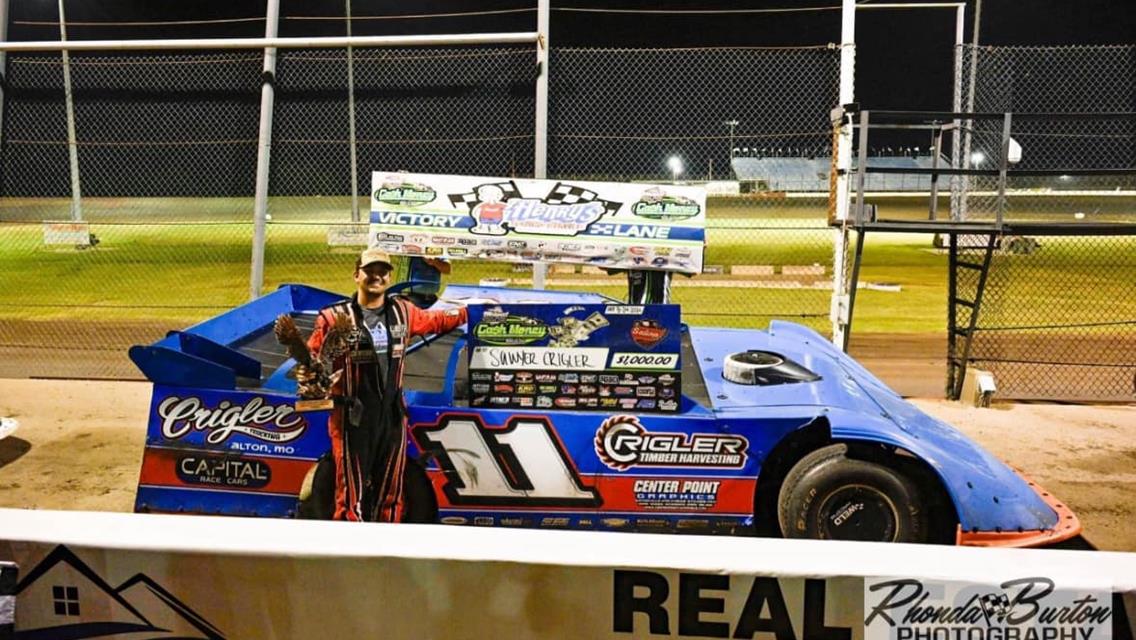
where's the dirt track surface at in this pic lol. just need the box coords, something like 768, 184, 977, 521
0, 378, 1133, 551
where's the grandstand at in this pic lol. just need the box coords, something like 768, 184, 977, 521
731, 151, 945, 192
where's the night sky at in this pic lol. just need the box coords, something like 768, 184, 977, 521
7, 0, 1135, 117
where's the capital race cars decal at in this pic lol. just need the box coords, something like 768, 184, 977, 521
594, 415, 750, 471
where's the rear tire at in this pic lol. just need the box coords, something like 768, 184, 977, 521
777, 443, 927, 543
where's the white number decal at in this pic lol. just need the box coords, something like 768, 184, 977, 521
417, 415, 602, 507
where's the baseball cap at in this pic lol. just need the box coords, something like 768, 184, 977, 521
358, 247, 393, 269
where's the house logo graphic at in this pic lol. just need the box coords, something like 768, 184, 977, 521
12, 544, 225, 639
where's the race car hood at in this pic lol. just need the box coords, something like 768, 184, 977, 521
690, 323, 1060, 533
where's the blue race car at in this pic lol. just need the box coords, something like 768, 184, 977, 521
130, 284, 1080, 547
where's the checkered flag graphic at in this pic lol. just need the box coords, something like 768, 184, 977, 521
979, 592, 1012, 624
448, 180, 523, 211
544, 182, 622, 217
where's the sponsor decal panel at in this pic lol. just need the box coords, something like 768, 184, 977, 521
466, 302, 681, 413
864, 577, 1112, 640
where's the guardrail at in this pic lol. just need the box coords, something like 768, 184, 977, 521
1, 508, 1133, 638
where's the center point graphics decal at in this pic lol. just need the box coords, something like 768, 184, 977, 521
158, 396, 306, 445
595, 415, 749, 471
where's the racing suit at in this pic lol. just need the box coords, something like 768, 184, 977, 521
307, 295, 467, 522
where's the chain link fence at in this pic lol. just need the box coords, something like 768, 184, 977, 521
262, 44, 540, 305
0, 42, 840, 379
550, 46, 841, 330
0, 50, 261, 379
956, 45, 1136, 400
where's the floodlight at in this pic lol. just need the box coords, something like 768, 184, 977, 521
1008, 137, 1022, 164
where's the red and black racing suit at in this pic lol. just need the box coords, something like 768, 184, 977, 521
307, 295, 467, 522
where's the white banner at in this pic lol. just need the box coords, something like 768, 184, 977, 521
42, 221, 90, 246
470, 346, 609, 371
1, 510, 1132, 639
370, 172, 706, 274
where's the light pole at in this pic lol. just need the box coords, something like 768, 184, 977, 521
667, 156, 683, 184
724, 120, 738, 158
724, 119, 738, 175
58, 0, 82, 221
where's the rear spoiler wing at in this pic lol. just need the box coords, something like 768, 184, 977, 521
128, 284, 345, 390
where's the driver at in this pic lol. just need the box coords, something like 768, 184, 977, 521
306, 247, 467, 522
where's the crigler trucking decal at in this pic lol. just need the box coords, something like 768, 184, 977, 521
157, 395, 306, 445
370, 172, 706, 274
595, 415, 749, 470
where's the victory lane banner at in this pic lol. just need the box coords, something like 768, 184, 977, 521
370, 172, 706, 274
467, 302, 682, 413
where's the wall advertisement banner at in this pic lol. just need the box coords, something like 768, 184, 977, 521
0, 510, 1131, 640
370, 172, 707, 274
1, 540, 864, 639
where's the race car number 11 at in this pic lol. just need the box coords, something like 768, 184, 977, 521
416, 416, 602, 507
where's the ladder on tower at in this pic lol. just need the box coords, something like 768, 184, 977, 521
946, 232, 998, 400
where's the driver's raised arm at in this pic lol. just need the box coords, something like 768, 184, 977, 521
405, 304, 468, 338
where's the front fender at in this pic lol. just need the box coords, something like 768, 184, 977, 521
824, 405, 1058, 533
